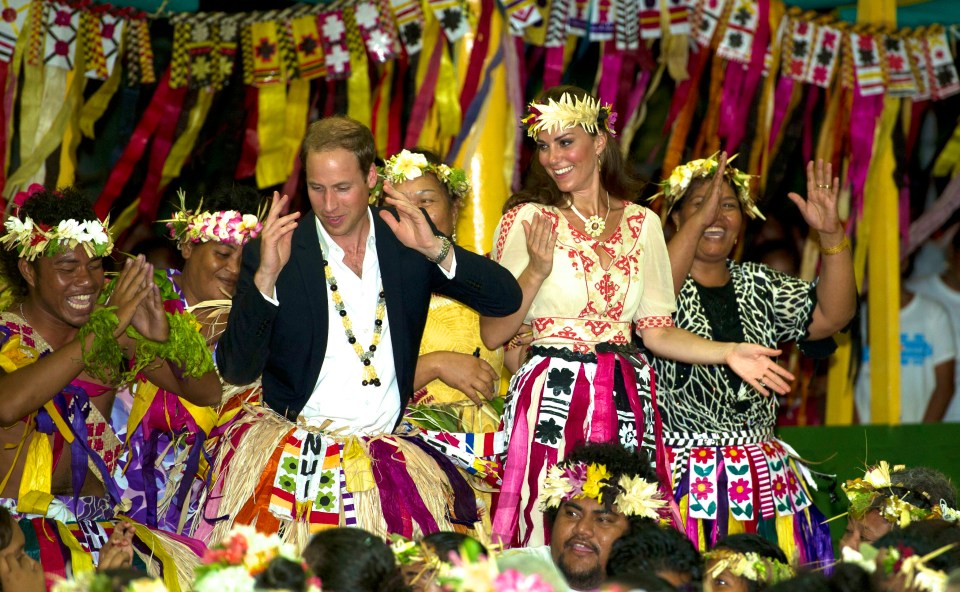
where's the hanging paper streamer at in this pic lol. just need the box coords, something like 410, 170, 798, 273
290, 14, 325, 80
353, 0, 397, 63
318, 10, 351, 80
0, 0, 29, 62
588, 0, 615, 41
925, 28, 960, 100
693, 0, 727, 47
391, 0, 426, 55
429, 0, 471, 41
664, 0, 690, 36
502, 0, 540, 33
851, 31, 885, 96
615, 0, 640, 50
568, 0, 590, 37
717, 0, 757, 63
907, 35, 932, 101
804, 24, 840, 88
784, 17, 816, 81
44, 1, 80, 70
639, 0, 663, 40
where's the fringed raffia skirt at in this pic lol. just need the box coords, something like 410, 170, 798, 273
192, 403, 493, 552
663, 429, 834, 568
492, 345, 662, 548
1, 497, 203, 592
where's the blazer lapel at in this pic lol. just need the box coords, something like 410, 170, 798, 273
292, 213, 329, 366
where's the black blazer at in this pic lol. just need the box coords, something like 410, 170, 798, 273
216, 207, 522, 424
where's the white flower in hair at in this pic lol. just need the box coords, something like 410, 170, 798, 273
614, 475, 667, 520
57, 219, 83, 242
387, 150, 429, 182
194, 566, 255, 592
538, 465, 574, 510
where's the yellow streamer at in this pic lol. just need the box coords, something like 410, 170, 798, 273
932, 116, 960, 178
284, 79, 311, 176
342, 437, 375, 492
56, 522, 96, 575
435, 41, 461, 141
345, 8, 371, 128
79, 61, 123, 139
17, 431, 53, 515
255, 83, 289, 188
57, 69, 83, 187
160, 88, 215, 188
110, 198, 142, 242
374, 62, 394, 158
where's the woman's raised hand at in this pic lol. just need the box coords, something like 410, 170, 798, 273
522, 213, 557, 281
788, 159, 842, 236
686, 151, 728, 232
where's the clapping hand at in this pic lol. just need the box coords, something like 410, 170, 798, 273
685, 151, 729, 232
380, 181, 445, 257
522, 213, 557, 281
255, 192, 300, 294
97, 522, 135, 571
787, 159, 842, 236
109, 255, 154, 339
725, 343, 795, 397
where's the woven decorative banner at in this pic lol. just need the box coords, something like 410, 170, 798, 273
784, 17, 816, 81
851, 31, 885, 96
502, 0, 539, 33
588, 0, 615, 41
926, 28, 960, 100
907, 35, 932, 101
391, 0, 426, 55
614, 0, 640, 50
693, 0, 728, 47
0, 0, 30, 62
885, 34, 916, 97
353, 0, 396, 63
44, 1, 80, 70
248, 20, 284, 86
568, 0, 591, 37
290, 14, 325, 80
804, 24, 840, 88
639, 0, 663, 40
318, 10, 351, 80
429, 0, 471, 41
665, 0, 690, 36
717, 0, 758, 64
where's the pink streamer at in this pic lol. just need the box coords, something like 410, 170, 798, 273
848, 89, 885, 220
590, 352, 618, 442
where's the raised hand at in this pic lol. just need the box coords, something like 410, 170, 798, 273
255, 192, 300, 295
379, 181, 444, 257
108, 255, 154, 339
787, 159, 842, 236
130, 279, 169, 342
685, 151, 728, 232
724, 343, 795, 397
97, 522, 135, 571
435, 352, 500, 406
522, 213, 557, 281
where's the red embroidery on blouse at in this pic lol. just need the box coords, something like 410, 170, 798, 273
635, 316, 674, 330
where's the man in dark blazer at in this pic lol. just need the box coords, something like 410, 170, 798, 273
215, 116, 521, 431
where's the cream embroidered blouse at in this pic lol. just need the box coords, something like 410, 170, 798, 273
493, 202, 676, 354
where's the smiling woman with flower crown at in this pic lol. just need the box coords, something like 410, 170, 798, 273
652, 154, 857, 567
483, 86, 797, 548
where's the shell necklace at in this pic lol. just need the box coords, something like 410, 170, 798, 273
569, 191, 610, 239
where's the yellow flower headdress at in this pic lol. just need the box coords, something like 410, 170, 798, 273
651, 153, 763, 220
380, 150, 471, 202
842, 542, 955, 592
538, 460, 667, 520
521, 92, 617, 138
162, 189, 264, 246
841, 461, 957, 528
704, 549, 794, 585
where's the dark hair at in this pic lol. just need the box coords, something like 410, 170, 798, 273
880, 466, 958, 511
0, 506, 12, 552
0, 186, 98, 299
544, 442, 659, 536
421, 531, 487, 564
301, 117, 377, 175
303, 528, 408, 592
827, 563, 876, 592
604, 572, 678, 592
200, 183, 264, 217
607, 523, 703, 582
765, 572, 830, 592
874, 519, 960, 573
505, 85, 643, 212
254, 557, 309, 592
709, 534, 790, 592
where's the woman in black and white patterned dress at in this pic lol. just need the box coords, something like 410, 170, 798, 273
653, 154, 856, 567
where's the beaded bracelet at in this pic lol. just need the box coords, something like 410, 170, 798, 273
820, 236, 850, 255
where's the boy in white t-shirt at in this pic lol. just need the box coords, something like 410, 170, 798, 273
855, 288, 956, 423
909, 228, 960, 422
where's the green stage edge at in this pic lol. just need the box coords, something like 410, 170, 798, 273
779, 423, 960, 545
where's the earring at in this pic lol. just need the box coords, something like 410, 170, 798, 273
452, 230, 458, 243
597, 155, 602, 171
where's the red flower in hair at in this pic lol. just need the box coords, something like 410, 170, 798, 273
13, 183, 46, 209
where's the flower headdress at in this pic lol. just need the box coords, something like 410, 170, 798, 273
380, 150, 471, 202
1, 184, 114, 261
841, 543, 954, 592
436, 538, 555, 592
841, 461, 957, 528
537, 461, 667, 520
704, 549, 794, 586
163, 189, 263, 246
651, 153, 763, 220
521, 92, 617, 138
193, 525, 321, 592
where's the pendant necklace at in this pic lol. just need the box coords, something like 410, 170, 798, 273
569, 191, 611, 239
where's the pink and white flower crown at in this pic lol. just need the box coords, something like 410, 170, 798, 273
164, 189, 263, 246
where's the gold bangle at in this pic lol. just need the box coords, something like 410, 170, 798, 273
820, 236, 850, 255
